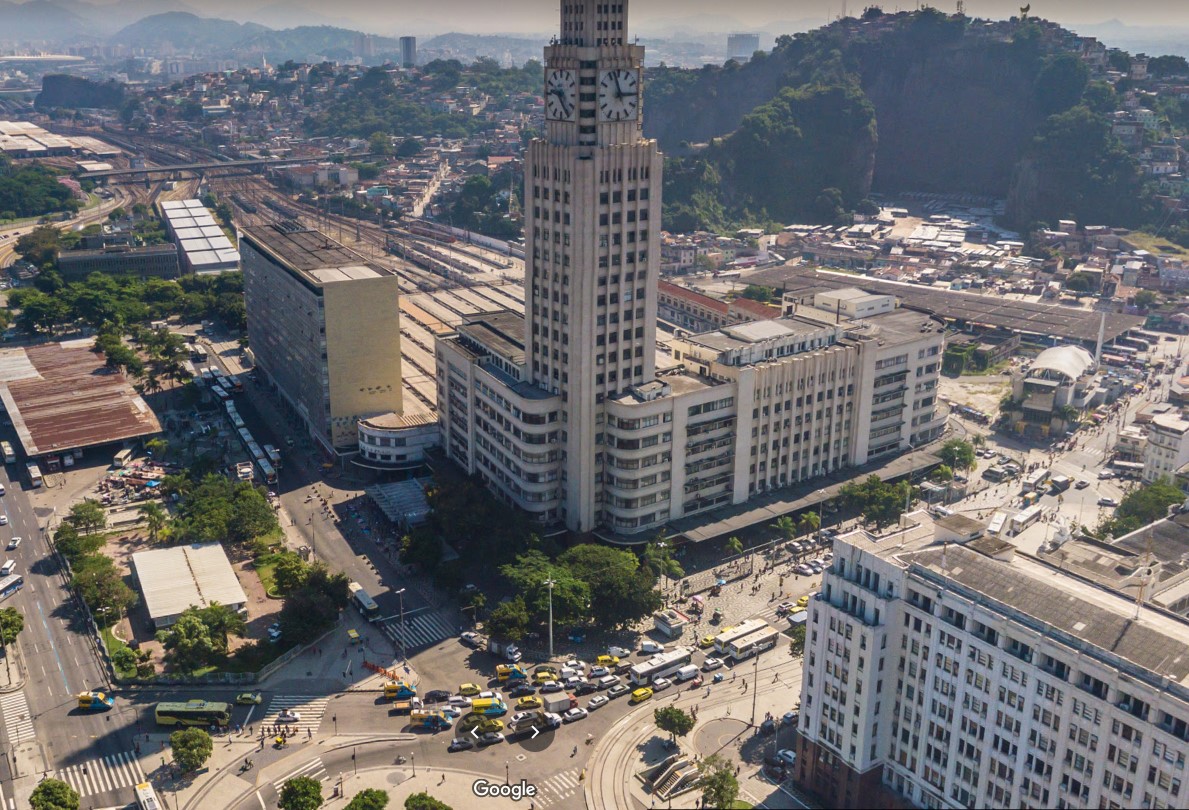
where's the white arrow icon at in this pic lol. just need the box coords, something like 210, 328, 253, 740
471, 727, 480, 739
531, 726, 540, 739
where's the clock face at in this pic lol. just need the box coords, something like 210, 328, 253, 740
598, 69, 639, 122
545, 69, 577, 121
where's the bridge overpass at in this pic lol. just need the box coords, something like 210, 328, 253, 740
79, 154, 348, 180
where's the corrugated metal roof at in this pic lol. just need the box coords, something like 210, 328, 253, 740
0, 343, 162, 456
131, 543, 247, 622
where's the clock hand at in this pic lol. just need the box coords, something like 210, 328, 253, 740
614, 71, 623, 99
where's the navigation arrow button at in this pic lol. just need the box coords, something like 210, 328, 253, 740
531, 726, 540, 739
471, 727, 479, 738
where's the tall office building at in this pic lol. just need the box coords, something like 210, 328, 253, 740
241, 225, 405, 454
796, 511, 1189, 809
435, 3, 944, 536
400, 36, 417, 68
727, 33, 760, 63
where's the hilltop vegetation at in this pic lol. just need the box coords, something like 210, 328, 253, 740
0, 155, 81, 220
648, 9, 1154, 231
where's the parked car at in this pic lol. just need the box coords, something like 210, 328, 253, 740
589, 666, 610, 678
1098, 497, 1119, 507
588, 695, 609, 710
607, 646, 632, 658
702, 657, 724, 671
424, 690, 452, 704
640, 640, 666, 654
458, 683, 481, 696
539, 681, 563, 693
1098, 470, 1116, 480
508, 684, 537, 698
651, 677, 672, 692
477, 732, 505, 746
448, 738, 474, 752
516, 696, 543, 710
608, 683, 631, 699
562, 707, 589, 723
777, 749, 797, 767
574, 682, 598, 696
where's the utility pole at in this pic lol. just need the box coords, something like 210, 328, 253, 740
544, 578, 556, 660
395, 588, 407, 662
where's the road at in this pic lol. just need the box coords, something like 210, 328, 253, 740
0, 187, 136, 270
0, 461, 148, 810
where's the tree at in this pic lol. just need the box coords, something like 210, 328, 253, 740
396, 138, 424, 158
53, 522, 103, 564
559, 544, 663, 630
839, 475, 912, 530
66, 500, 107, 534
279, 775, 324, 810
404, 794, 451, 810
111, 645, 137, 674
156, 611, 218, 669
138, 501, 168, 543
485, 596, 529, 641
699, 754, 740, 809
500, 551, 590, 628
771, 516, 796, 543
346, 790, 390, 810
1134, 289, 1158, 309
798, 511, 820, 536
0, 607, 24, 644
196, 602, 247, 654
30, 778, 79, 810
725, 536, 744, 557
1101, 478, 1184, 538
70, 554, 136, 622
653, 706, 695, 741
788, 623, 806, 657
930, 464, 954, 483
639, 540, 684, 582
170, 727, 213, 772
739, 284, 774, 303
938, 439, 976, 471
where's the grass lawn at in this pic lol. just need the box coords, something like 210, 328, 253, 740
1122, 231, 1189, 259
101, 627, 137, 679
253, 551, 284, 598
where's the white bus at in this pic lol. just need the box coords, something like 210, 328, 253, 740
134, 781, 162, 810
264, 444, 282, 469
629, 648, 695, 686
257, 459, 277, 485
348, 582, 380, 620
1022, 468, 1050, 493
987, 511, 1008, 536
26, 463, 42, 488
0, 441, 15, 464
1010, 505, 1043, 534
726, 628, 779, 661
712, 618, 770, 655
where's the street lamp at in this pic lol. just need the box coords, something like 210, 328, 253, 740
411, 752, 415, 776
505, 760, 510, 785
544, 579, 556, 660
394, 588, 407, 662
749, 650, 760, 726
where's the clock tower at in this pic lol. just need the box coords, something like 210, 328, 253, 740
527, 1, 662, 532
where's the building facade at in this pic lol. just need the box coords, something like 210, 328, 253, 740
241, 225, 404, 454
1143, 411, 1189, 483
797, 515, 1189, 810
400, 36, 417, 68
57, 243, 180, 281
433, 2, 943, 537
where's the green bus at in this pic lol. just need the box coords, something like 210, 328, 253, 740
155, 700, 231, 727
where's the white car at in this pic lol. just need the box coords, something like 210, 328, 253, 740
539, 681, 563, 693
277, 710, 300, 723
777, 749, 796, 767
640, 640, 666, 654
702, 657, 724, 671
510, 711, 537, 726
589, 666, 610, 678
448, 695, 473, 709
5, 537, 18, 550
562, 707, 588, 723
651, 677, 672, 692
587, 695, 609, 710
565, 658, 587, 672
607, 646, 631, 658
460, 631, 482, 647
1098, 497, 1120, 508
439, 705, 462, 719
0, 515, 7, 526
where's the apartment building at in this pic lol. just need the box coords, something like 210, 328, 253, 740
1143, 411, 1189, 483
797, 512, 1189, 810
241, 225, 404, 454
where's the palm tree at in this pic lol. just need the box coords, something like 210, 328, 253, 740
641, 540, 684, 582
770, 516, 796, 542
196, 602, 247, 655
798, 512, 820, 536
139, 501, 168, 543
726, 536, 744, 558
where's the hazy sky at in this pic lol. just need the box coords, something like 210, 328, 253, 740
87, 0, 1189, 35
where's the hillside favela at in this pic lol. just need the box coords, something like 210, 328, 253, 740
3, 0, 1189, 808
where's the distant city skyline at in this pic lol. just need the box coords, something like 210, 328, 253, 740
40, 0, 1189, 37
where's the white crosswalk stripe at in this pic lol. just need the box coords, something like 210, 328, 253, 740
378, 609, 456, 652
260, 695, 332, 734
534, 767, 582, 806
56, 750, 146, 799
273, 757, 327, 795
0, 692, 33, 744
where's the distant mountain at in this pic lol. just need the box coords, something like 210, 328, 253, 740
1069, 18, 1189, 59
111, 12, 268, 51
0, 0, 91, 43
236, 26, 402, 62
55, 0, 197, 35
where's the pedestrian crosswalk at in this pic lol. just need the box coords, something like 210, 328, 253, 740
378, 609, 456, 652
534, 767, 582, 807
56, 750, 147, 799
0, 691, 33, 744
260, 695, 331, 734
273, 757, 327, 795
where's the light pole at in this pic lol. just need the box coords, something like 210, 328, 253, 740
544, 578, 556, 660
394, 588, 407, 662
505, 760, 510, 785
411, 752, 416, 776
656, 542, 667, 596
749, 651, 760, 726
817, 488, 826, 530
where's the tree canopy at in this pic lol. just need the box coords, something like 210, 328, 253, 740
345, 790, 389, 810
279, 776, 323, 810
30, 778, 80, 810
170, 727, 213, 772
1100, 479, 1184, 538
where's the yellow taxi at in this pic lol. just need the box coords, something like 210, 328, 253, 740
796, 594, 811, 608
458, 683, 482, 697
595, 654, 620, 667
698, 634, 717, 649
533, 669, 557, 685
630, 687, 654, 704
515, 695, 543, 710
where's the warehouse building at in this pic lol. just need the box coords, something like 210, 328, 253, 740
159, 199, 240, 274
130, 543, 247, 629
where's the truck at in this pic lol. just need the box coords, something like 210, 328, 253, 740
496, 664, 528, 682
77, 691, 115, 712
542, 693, 576, 714
409, 710, 451, 731
390, 697, 423, 714
383, 680, 417, 700
1049, 474, 1072, 494
488, 638, 522, 663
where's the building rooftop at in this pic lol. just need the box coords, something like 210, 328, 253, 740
131, 543, 247, 622
0, 340, 162, 457
241, 225, 394, 283
456, 310, 526, 366
905, 543, 1189, 689
58, 243, 179, 262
